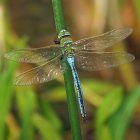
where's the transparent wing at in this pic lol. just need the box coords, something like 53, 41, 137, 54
73, 27, 133, 51
5, 45, 61, 63
14, 55, 63, 85
75, 51, 135, 71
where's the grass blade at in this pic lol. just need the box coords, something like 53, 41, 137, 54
95, 86, 124, 140
108, 84, 140, 140
32, 114, 63, 140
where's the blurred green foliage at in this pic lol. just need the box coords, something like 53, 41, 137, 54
0, 0, 140, 140
95, 85, 140, 140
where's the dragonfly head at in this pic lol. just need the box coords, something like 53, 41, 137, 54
58, 30, 73, 47
58, 30, 73, 56
58, 29, 71, 40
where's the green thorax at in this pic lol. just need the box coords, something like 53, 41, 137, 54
58, 29, 74, 56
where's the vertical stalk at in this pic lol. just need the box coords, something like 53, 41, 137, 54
52, 0, 82, 140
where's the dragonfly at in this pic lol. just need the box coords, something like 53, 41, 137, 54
5, 27, 135, 120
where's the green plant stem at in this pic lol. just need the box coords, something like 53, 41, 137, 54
52, 0, 82, 140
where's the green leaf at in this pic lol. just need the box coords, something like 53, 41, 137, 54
82, 80, 118, 107
39, 98, 63, 132
32, 114, 63, 140
95, 86, 124, 140
0, 56, 18, 140
83, 79, 115, 96
16, 88, 36, 140
0, 15, 28, 138
108, 84, 140, 140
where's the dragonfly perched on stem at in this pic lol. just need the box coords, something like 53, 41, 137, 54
5, 27, 135, 120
